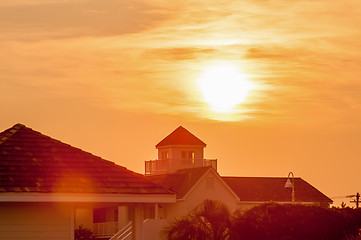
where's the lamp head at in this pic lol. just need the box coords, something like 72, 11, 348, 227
284, 178, 293, 188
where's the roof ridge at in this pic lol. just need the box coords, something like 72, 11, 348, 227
0, 123, 26, 145
222, 176, 301, 179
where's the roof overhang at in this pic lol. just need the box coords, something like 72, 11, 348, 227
0, 192, 176, 203
236, 200, 333, 205
156, 145, 206, 149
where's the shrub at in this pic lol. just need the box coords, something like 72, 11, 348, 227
75, 225, 93, 240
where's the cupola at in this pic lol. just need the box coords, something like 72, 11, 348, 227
145, 126, 216, 175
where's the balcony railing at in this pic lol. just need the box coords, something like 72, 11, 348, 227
203, 159, 217, 170
145, 158, 217, 175
93, 221, 119, 238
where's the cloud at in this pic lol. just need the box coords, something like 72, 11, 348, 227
0, 0, 86, 7
0, 0, 170, 41
1, 0, 361, 124
143, 47, 218, 61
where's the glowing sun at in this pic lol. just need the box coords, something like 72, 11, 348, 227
197, 62, 255, 113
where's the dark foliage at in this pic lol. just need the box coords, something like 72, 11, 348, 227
167, 199, 231, 240
167, 200, 361, 240
75, 225, 93, 240
332, 207, 361, 240
232, 203, 361, 240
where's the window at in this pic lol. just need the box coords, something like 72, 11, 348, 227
93, 207, 118, 223
127, 207, 133, 221
161, 151, 168, 159
181, 151, 195, 165
189, 152, 195, 164
114, 208, 118, 222
93, 208, 106, 223
143, 205, 155, 219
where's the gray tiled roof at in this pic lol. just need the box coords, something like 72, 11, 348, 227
0, 124, 172, 195
222, 177, 332, 203
146, 167, 211, 198
146, 166, 332, 204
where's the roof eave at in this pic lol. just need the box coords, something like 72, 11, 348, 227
156, 144, 206, 149
0, 192, 177, 203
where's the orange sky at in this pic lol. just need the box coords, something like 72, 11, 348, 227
1, 0, 361, 207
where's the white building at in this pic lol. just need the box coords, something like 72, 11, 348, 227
145, 126, 332, 219
0, 124, 332, 240
0, 124, 175, 240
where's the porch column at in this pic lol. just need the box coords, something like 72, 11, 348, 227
70, 205, 75, 240
132, 205, 143, 240
118, 206, 127, 230
154, 203, 159, 220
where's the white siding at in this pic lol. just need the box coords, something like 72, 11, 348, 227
75, 208, 93, 230
0, 203, 73, 240
165, 171, 239, 220
142, 219, 168, 240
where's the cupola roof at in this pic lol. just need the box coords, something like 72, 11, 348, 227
156, 126, 206, 148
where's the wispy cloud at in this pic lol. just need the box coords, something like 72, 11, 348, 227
1, 0, 361, 124
0, 0, 169, 41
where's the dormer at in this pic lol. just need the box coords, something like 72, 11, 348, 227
145, 126, 216, 175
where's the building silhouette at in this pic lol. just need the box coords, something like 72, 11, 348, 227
0, 124, 332, 240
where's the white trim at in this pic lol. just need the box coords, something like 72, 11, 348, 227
155, 203, 159, 219
236, 201, 279, 204
180, 168, 240, 202
132, 205, 143, 240
157, 145, 205, 149
70, 205, 75, 240
0, 193, 176, 203
236, 201, 330, 205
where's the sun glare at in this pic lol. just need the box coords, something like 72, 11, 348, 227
197, 62, 255, 114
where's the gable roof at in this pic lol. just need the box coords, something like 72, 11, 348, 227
146, 167, 212, 199
222, 177, 332, 203
146, 166, 332, 204
146, 166, 240, 201
156, 126, 206, 148
0, 124, 173, 196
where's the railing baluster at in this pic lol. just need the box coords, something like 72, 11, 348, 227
145, 159, 218, 175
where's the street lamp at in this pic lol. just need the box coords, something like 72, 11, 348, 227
284, 172, 295, 203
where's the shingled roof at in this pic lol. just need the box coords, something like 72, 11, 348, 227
146, 166, 332, 204
156, 126, 206, 148
146, 167, 211, 199
222, 177, 332, 203
0, 124, 172, 195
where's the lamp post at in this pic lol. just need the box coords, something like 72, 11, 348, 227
284, 172, 295, 203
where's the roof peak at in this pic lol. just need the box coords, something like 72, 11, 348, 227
156, 126, 206, 148
0, 123, 103, 162
14, 123, 26, 128
0, 123, 27, 145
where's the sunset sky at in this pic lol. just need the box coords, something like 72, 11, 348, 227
1, 0, 361, 206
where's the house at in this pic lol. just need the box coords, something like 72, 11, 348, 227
0, 124, 333, 240
144, 126, 333, 220
0, 124, 175, 240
